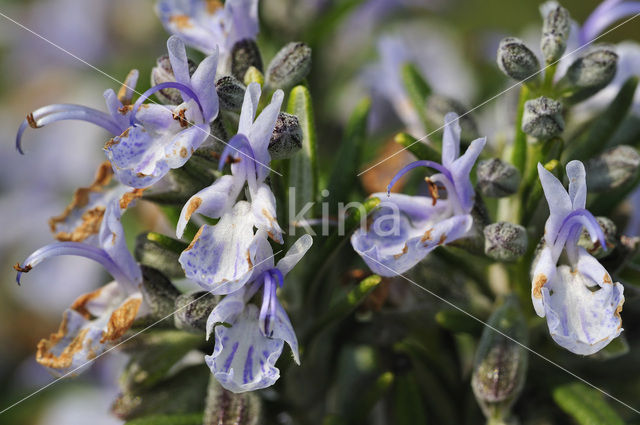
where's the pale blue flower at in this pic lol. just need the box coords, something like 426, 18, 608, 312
177, 83, 284, 293
205, 234, 312, 393
15, 192, 146, 376
351, 112, 486, 276
532, 160, 624, 355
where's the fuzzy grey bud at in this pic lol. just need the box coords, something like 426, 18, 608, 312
585, 145, 640, 192
425, 94, 479, 143
204, 376, 262, 425
563, 45, 618, 101
174, 291, 218, 333
139, 266, 181, 321
522, 96, 564, 139
269, 112, 303, 159
142, 169, 210, 205
216, 76, 246, 112
472, 296, 528, 422
231, 39, 263, 82
578, 216, 617, 259
497, 37, 540, 81
151, 54, 197, 104
484, 222, 528, 262
477, 159, 521, 198
265, 42, 312, 90
135, 233, 187, 277
541, 5, 570, 63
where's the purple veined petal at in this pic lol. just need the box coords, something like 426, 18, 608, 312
16, 241, 134, 289
238, 82, 262, 134
442, 112, 461, 167
129, 82, 204, 126
176, 175, 241, 238
580, 1, 640, 44
249, 231, 277, 279
179, 201, 257, 294
163, 123, 210, 170
449, 136, 486, 212
542, 260, 624, 355
386, 160, 453, 196
566, 160, 587, 210
167, 35, 192, 85
276, 234, 313, 276
206, 303, 284, 393
249, 182, 283, 243
190, 49, 220, 122
270, 268, 284, 288
258, 272, 277, 336
538, 163, 573, 239
16, 105, 122, 154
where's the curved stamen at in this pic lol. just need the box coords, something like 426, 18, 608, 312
218, 136, 256, 171
554, 209, 606, 255
259, 272, 276, 337
15, 242, 133, 288
129, 82, 203, 125
16, 106, 122, 154
269, 268, 285, 288
387, 160, 453, 196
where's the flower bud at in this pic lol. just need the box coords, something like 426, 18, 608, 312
578, 216, 617, 259
563, 45, 618, 102
484, 222, 528, 262
522, 96, 564, 139
265, 42, 312, 90
204, 375, 262, 425
231, 38, 263, 82
585, 145, 640, 192
244, 66, 264, 86
112, 365, 208, 420
496, 37, 540, 81
139, 266, 181, 321
216, 76, 246, 112
174, 291, 218, 333
135, 233, 186, 278
269, 112, 303, 160
424, 94, 479, 143
477, 159, 520, 198
472, 296, 528, 422
151, 54, 197, 104
541, 5, 570, 63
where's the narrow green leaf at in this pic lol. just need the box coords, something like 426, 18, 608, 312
287, 85, 318, 219
563, 76, 638, 162
124, 413, 203, 425
552, 382, 625, 425
146, 232, 188, 254
401, 62, 431, 126
435, 309, 483, 335
327, 97, 371, 211
511, 85, 530, 175
394, 132, 440, 162
352, 371, 395, 423
304, 275, 382, 340
394, 374, 428, 425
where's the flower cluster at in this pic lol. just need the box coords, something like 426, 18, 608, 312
15, 0, 311, 394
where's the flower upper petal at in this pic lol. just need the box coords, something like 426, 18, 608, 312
276, 234, 313, 277
250, 182, 283, 243
442, 112, 461, 167
566, 160, 587, 210
538, 163, 573, 241
450, 136, 486, 212
176, 174, 240, 238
